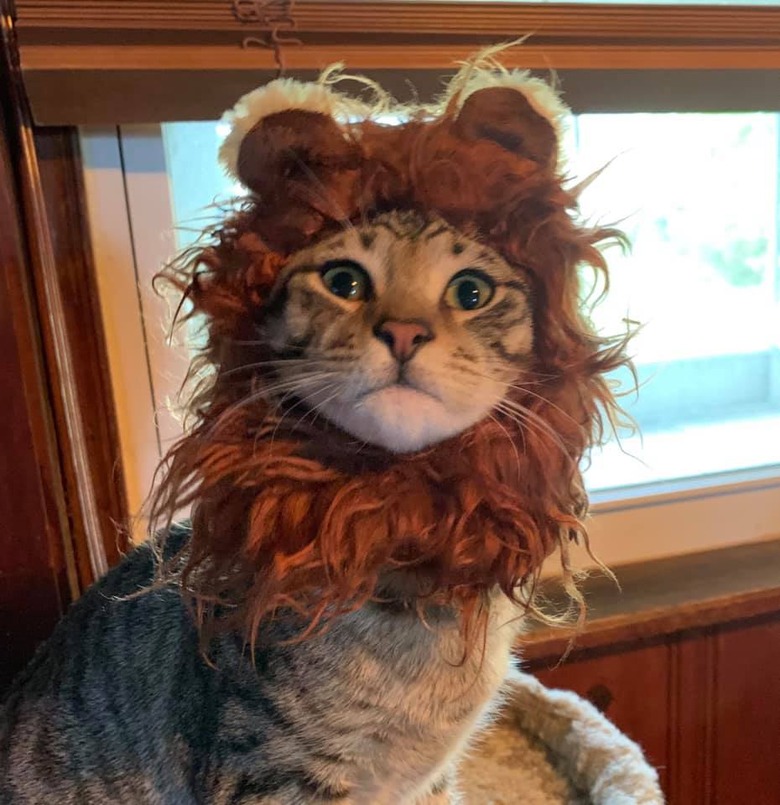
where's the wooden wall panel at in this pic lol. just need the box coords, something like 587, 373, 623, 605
0, 103, 69, 691
713, 614, 780, 805
667, 632, 716, 805
532, 643, 671, 792
1, 0, 129, 690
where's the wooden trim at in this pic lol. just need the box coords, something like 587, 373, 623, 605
79, 127, 164, 537
521, 538, 780, 665
2, 3, 129, 590
15, 2, 780, 42
19, 43, 780, 72
667, 633, 717, 804
0, 0, 72, 689
34, 127, 130, 572
13, 2, 780, 123
21, 65, 780, 125
524, 585, 780, 665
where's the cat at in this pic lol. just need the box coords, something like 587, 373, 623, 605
1, 56, 628, 804
1, 212, 534, 804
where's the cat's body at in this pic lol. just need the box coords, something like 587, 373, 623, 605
0, 209, 537, 805
1, 60, 630, 804
1, 529, 522, 804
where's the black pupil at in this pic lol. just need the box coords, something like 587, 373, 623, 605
330, 270, 359, 298
457, 279, 481, 310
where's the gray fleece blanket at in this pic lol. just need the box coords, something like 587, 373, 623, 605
460, 672, 664, 804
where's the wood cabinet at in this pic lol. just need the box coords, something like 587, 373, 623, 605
713, 617, 780, 804
522, 541, 780, 804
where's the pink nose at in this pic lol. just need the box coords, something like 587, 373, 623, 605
374, 320, 434, 362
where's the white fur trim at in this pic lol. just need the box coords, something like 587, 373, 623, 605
218, 78, 371, 182
218, 57, 571, 184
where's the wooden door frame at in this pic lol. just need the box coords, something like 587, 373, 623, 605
0, 0, 128, 685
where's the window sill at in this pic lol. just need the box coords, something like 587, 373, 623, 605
523, 537, 780, 666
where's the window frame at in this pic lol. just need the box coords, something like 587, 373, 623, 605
79, 120, 780, 564
16, 2, 780, 125
63, 0, 780, 563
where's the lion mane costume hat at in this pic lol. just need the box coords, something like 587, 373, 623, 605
151, 50, 629, 644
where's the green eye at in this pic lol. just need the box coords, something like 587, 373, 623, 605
321, 260, 370, 301
445, 271, 495, 311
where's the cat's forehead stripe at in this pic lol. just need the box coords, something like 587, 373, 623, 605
369, 212, 445, 243
506, 279, 530, 294
423, 223, 450, 241
373, 218, 405, 239
292, 212, 524, 294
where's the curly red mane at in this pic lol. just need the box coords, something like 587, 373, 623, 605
150, 60, 631, 644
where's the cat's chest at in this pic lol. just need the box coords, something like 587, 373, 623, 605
303, 596, 522, 801
214, 597, 522, 803
338, 603, 514, 722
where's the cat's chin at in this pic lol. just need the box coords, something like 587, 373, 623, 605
321, 384, 481, 453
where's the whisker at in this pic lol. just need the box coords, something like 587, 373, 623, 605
487, 412, 523, 472
445, 359, 556, 391
493, 401, 572, 465
295, 386, 342, 430
493, 401, 550, 447
258, 372, 338, 398
268, 381, 341, 447
218, 358, 325, 378
462, 362, 587, 434
507, 386, 587, 435
204, 370, 340, 440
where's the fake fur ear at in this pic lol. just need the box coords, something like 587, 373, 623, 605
215, 49, 571, 251
445, 62, 569, 169
217, 78, 368, 251
218, 78, 366, 182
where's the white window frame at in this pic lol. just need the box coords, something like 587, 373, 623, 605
80, 124, 780, 566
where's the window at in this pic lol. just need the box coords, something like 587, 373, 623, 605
567, 113, 780, 491
70, 0, 780, 565
81, 109, 780, 566
162, 114, 780, 488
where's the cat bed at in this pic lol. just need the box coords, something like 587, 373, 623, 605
460, 672, 664, 804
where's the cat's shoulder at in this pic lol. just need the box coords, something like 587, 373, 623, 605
1, 523, 194, 707
89, 521, 191, 598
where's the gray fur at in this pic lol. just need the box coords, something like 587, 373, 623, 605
1, 528, 524, 803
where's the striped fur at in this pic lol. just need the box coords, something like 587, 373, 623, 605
0, 40, 632, 795
1, 527, 524, 803
265, 210, 533, 453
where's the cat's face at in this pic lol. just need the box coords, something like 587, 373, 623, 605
263, 211, 533, 452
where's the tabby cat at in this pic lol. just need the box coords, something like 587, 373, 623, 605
0, 55, 627, 804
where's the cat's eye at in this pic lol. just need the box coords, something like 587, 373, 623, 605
445, 271, 495, 311
320, 260, 371, 301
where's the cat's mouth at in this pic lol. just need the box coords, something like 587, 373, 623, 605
359, 379, 441, 405
317, 374, 482, 452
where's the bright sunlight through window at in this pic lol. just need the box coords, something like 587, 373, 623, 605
162, 111, 780, 496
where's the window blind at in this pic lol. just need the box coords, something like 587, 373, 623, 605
14, 1, 780, 124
